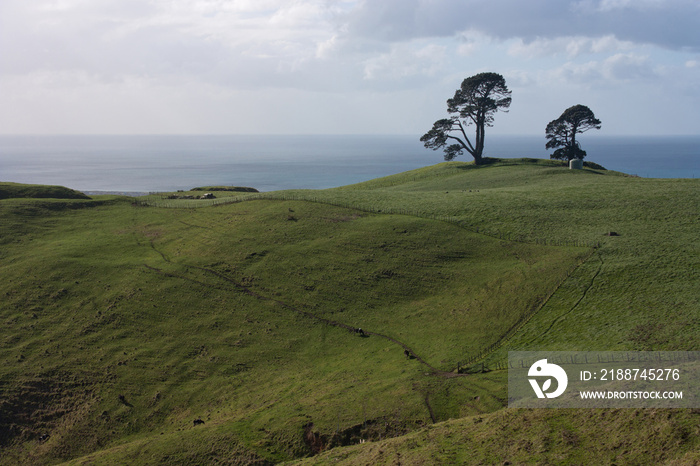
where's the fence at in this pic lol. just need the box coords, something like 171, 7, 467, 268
454, 248, 599, 373
139, 190, 603, 374
138, 191, 601, 249
255, 192, 602, 250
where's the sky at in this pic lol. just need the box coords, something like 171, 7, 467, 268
1, 0, 699, 135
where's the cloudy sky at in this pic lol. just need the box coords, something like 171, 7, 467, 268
1, 0, 699, 135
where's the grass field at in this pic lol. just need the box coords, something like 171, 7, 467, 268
1, 159, 698, 464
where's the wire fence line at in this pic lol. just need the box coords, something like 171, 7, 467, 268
138, 192, 600, 249
454, 250, 599, 373
254, 192, 602, 250
140, 190, 602, 374
136, 192, 263, 209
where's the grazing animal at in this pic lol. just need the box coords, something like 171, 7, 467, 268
193, 419, 205, 426
404, 349, 411, 359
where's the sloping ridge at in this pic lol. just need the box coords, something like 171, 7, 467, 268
0, 182, 90, 200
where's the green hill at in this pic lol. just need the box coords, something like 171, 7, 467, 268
0, 182, 90, 200
0, 160, 697, 465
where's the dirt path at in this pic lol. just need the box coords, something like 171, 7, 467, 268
144, 262, 461, 378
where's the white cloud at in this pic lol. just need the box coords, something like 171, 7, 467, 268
592, 0, 672, 12
1, 0, 699, 134
345, 0, 700, 52
456, 43, 477, 57
362, 41, 446, 81
508, 35, 635, 59
549, 53, 658, 86
455, 31, 491, 57
1, 0, 344, 77
316, 35, 339, 58
603, 53, 657, 80
34, 0, 92, 12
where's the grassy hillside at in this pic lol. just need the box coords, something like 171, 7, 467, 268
0, 161, 698, 465
296, 407, 700, 465
277, 160, 699, 353
0, 182, 90, 200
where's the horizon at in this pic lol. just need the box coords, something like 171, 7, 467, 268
3, 134, 698, 193
1, 1, 699, 136
3, 133, 700, 138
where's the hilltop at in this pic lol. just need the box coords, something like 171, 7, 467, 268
0, 159, 698, 464
0, 182, 90, 200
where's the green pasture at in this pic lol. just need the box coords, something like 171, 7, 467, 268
1, 158, 698, 464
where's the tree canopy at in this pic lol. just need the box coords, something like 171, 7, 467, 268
545, 104, 601, 161
421, 72, 511, 165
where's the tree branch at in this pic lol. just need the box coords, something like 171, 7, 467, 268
446, 134, 475, 157
454, 120, 476, 153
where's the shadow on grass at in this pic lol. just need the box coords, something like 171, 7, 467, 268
452, 158, 607, 172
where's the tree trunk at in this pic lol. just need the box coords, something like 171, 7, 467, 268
569, 123, 578, 161
473, 119, 485, 164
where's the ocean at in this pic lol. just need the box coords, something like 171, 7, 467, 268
0, 135, 698, 193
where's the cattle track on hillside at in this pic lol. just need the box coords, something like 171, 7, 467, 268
144, 257, 461, 378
